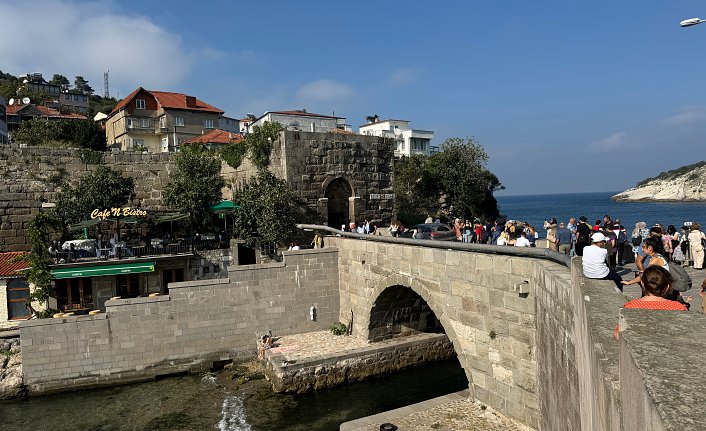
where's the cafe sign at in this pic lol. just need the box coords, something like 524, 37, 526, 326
91, 207, 148, 220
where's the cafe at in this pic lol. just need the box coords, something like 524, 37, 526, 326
48, 204, 234, 313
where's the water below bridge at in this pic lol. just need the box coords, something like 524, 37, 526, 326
0, 359, 468, 431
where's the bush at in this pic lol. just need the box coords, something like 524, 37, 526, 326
330, 322, 347, 336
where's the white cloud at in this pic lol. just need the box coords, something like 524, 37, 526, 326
296, 79, 353, 103
584, 131, 629, 153
661, 105, 706, 127
0, 0, 192, 96
387, 67, 423, 86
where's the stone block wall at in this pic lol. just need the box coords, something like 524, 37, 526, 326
327, 236, 543, 428
0, 145, 175, 251
220, 131, 395, 225
265, 333, 454, 393
19, 248, 340, 393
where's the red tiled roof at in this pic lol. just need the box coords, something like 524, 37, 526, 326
182, 129, 244, 145
7, 104, 87, 120
0, 252, 29, 278
109, 87, 224, 117
329, 128, 356, 135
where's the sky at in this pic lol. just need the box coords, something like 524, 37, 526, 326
1, 0, 706, 195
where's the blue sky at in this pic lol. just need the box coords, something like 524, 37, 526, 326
1, 1, 706, 195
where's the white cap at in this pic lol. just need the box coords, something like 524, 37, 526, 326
591, 232, 607, 242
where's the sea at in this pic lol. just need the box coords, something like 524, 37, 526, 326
496, 191, 706, 236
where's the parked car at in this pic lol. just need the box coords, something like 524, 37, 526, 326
399, 223, 456, 241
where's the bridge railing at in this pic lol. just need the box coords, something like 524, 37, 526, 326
296, 224, 571, 268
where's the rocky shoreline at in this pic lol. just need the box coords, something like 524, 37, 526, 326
612, 162, 706, 202
0, 338, 25, 400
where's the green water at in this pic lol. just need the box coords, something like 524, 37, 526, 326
0, 359, 468, 431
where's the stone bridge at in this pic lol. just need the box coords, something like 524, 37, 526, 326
18, 229, 706, 431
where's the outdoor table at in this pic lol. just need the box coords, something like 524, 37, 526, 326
62, 239, 96, 252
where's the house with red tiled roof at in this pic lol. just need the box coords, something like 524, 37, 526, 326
247, 109, 351, 134
6, 103, 87, 133
0, 252, 31, 323
181, 129, 244, 150
105, 87, 225, 152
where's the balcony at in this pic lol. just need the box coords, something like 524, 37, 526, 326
410, 129, 434, 140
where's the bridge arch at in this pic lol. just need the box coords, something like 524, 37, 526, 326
361, 273, 475, 389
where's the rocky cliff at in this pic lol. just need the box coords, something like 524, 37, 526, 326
612, 161, 706, 202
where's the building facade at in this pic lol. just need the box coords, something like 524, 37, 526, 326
248, 110, 348, 133
59, 91, 90, 113
359, 117, 434, 158
0, 252, 30, 325
105, 87, 225, 152
6, 104, 87, 133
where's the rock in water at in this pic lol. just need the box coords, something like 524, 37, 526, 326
612, 162, 706, 202
0, 365, 26, 400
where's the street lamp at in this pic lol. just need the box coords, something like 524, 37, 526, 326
680, 18, 705, 27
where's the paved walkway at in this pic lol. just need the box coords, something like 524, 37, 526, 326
340, 390, 531, 431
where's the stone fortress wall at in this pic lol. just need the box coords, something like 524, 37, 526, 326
0, 145, 176, 251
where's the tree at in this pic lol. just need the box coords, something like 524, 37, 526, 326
50, 74, 70, 89
54, 165, 135, 226
57, 119, 107, 150
393, 137, 503, 223
231, 170, 304, 245
425, 137, 503, 220
393, 154, 440, 226
163, 143, 225, 231
88, 94, 119, 118
74, 76, 94, 95
11, 117, 60, 146
220, 121, 283, 171
0, 70, 20, 102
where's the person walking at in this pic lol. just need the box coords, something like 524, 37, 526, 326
688, 223, 705, 270
544, 218, 558, 251
556, 222, 573, 255
575, 216, 591, 256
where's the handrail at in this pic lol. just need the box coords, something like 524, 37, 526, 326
296, 224, 572, 268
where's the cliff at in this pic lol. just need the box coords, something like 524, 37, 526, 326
612, 161, 706, 202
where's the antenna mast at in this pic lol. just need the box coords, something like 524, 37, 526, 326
103, 70, 110, 98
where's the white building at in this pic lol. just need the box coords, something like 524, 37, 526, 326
248, 110, 349, 133
358, 116, 434, 157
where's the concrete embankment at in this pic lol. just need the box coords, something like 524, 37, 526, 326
263, 332, 454, 393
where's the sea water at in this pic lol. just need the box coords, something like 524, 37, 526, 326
496, 191, 706, 236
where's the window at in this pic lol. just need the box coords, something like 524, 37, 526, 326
73, 94, 79, 101
162, 268, 184, 294
203, 119, 214, 129
140, 118, 150, 128
174, 116, 184, 126
55, 278, 93, 311
159, 116, 166, 128
65, 94, 72, 101
133, 139, 144, 148
116, 274, 141, 298
126, 118, 134, 128
7, 279, 30, 320
136, 99, 146, 109
83, 96, 88, 102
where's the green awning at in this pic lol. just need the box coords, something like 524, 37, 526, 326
209, 200, 239, 213
68, 218, 103, 232
51, 262, 156, 279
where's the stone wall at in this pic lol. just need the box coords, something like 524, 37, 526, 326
0, 145, 175, 251
18, 248, 340, 394
327, 236, 543, 428
265, 333, 454, 393
220, 130, 395, 225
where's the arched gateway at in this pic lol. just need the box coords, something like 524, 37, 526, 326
324, 177, 352, 229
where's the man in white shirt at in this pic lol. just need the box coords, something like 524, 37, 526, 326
582, 232, 624, 290
515, 232, 531, 247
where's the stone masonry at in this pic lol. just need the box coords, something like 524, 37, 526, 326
328, 236, 544, 428
0, 145, 176, 251
19, 248, 339, 394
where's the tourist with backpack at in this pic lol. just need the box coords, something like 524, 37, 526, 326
613, 221, 628, 266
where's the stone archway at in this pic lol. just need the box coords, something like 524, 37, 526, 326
359, 273, 474, 390
324, 177, 352, 230
368, 285, 443, 342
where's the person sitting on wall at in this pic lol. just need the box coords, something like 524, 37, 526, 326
614, 266, 689, 340
582, 232, 624, 291
258, 334, 273, 360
